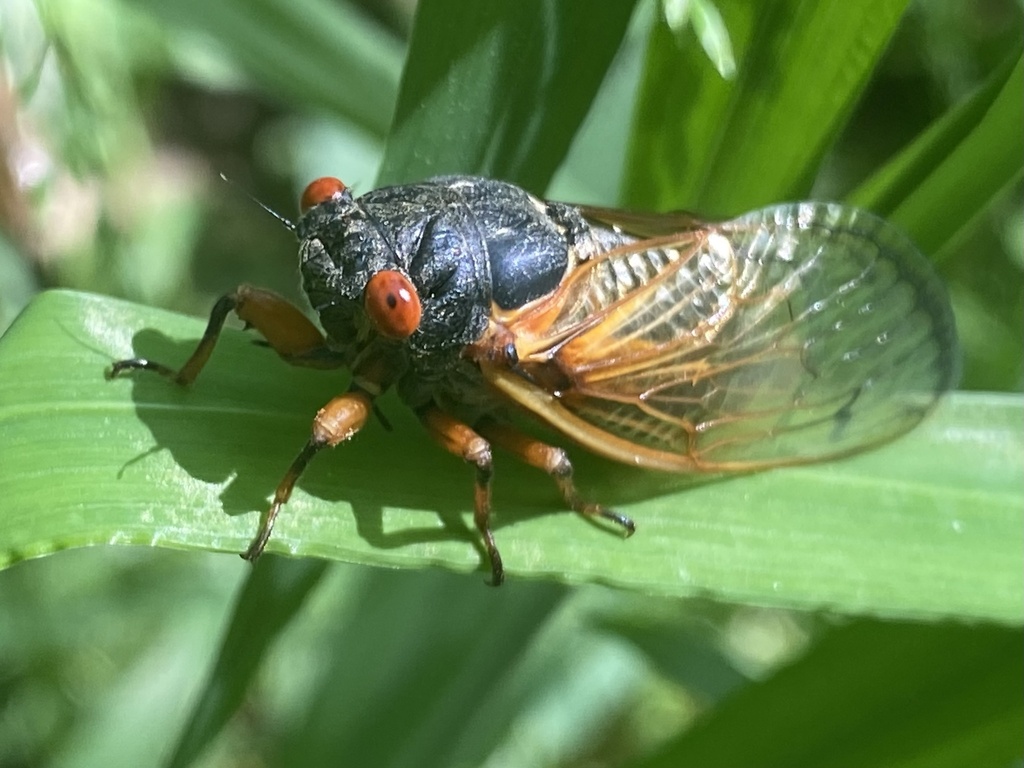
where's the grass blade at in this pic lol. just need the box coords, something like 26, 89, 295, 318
2, 290, 1020, 622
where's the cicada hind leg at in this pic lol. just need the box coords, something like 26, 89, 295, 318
108, 284, 363, 561
419, 407, 504, 585
478, 419, 636, 536
419, 407, 635, 586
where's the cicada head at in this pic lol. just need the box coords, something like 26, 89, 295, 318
296, 177, 425, 358
295, 176, 500, 377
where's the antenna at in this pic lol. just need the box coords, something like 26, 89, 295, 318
218, 173, 296, 233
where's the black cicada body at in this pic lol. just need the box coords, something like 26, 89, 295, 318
111, 174, 959, 585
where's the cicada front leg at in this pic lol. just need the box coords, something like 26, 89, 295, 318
108, 285, 366, 561
107, 284, 336, 385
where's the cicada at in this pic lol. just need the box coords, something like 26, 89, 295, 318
109, 175, 959, 584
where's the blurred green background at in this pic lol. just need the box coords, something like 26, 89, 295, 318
0, 1, 1022, 766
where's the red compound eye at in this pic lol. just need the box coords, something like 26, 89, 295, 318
364, 270, 421, 339
300, 177, 347, 213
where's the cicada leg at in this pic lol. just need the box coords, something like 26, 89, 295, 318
418, 407, 503, 586
477, 419, 635, 536
108, 285, 365, 561
107, 284, 335, 385
243, 389, 372, 561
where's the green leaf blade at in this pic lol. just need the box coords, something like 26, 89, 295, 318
635, 622, 1024, 768
625, 0, 912, 213
377, 0, 638, 189
2, 290, 1020, 622
124, 0, 403, 135
850, 49, 1024, 255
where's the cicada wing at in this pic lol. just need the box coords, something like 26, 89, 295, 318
483, 203, 959, 472
575, 203, 707, 237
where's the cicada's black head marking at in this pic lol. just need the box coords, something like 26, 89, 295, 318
296, 177, 499, 367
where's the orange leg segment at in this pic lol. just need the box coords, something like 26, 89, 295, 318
242, 389, 373, 561
419, 407, 504, 585
477, 419, 635, 536
108, 285, 332, 386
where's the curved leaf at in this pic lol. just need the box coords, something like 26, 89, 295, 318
1, 290, 1020, 622
378, 0, 638, 189
850, 49, 1024, 256
625, 0, 911, 213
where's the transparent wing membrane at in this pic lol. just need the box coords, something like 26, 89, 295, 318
486, 203, 959, 471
